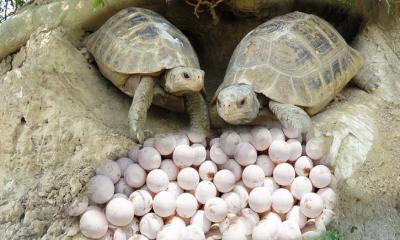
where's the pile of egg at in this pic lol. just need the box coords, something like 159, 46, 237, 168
68, 127, 336, 240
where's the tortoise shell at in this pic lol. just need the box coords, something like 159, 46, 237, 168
86, 7, 199, 75
215, 11, 364, 107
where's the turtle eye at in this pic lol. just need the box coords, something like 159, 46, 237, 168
239, 98, 246, 106
183, 72, 190, 79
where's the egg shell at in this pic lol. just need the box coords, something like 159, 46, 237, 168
294, 156, 313, 176
87, 175, 114, 204
154, 134, 177, 156
180, 225, 206, 240
191, 210, 212, 233
165, 216, 187, 228
187, 128, 206, 144
269, 128, 286, 141
210, 143, 229, 165
277, 220, 302, 240
177, 167, 200, 191
256, 155, 274, 177
167, 181, 184, 199
268, 140, 290, 163
250, 126, 272, 151
129, 190, 153, 217
160, 159, 179, 181
239, 131, 252, 143
273, 163, 295, 186
124, 163, 146, 188
263, 177, 279, 194
67, 195, 88, 217
286, 206, 307, 229
115, 178, 134, 197
156, 224, 182, 240
199, 160, 218, 181
210, 137, 220, 147
116, 157, 134, 172
239, 208, 260, 235
287, 139, 302, 161
175, 133, 190, 146
252, 220, 280, 240
221, 223, 247, 240
138, 147, 162, 170
113, 228, 127, 240
146, 169, 169, 193
221, 192, 242, 214
300, 193, 324, 218
248, 187, 272, 213
233, 185, 249, 209
192, 144, 207, 166
96, 160, 121, 184
213, 169, 236, 193
305, 138, 325, 160
309, 165, 332, 189
234, 142, 257, 166
260, 212, 282, 225
316, 209, 335, 227
317, 187, 336, 210
106, 197, 134, 226
242, 165, 265, 189
290, 176, 313, 200
195, 180, 217, 204
173, 145, 195, 168
219, 130, 241, 156
204, 197, 228, 223
120, 217, 139, 239
128, 145, 140, 162
176, 193, 199, 218
272, 188, 294, 214
223, 159, 243, 182
283, 128, 300, 139
152, 191, 176, 218
143, 138, 155, 147
139, 213, 164, 240
79, 209, 108, 239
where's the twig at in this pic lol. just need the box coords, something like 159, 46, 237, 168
185, 0, 224, 24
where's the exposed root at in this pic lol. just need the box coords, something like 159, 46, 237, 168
185, 0, 224, 24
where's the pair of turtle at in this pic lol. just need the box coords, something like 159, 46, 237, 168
86, 8, 379, 143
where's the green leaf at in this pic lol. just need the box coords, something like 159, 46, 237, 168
15, 0, 26, 7
92, 0, 105, 10
321, 229, 343, 240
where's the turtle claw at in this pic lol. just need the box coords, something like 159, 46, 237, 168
130, 127, 145, 144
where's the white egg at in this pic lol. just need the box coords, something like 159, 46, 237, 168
173, 145, 195, 168
210, 143, 229, 165
213, 169, 236, 193
233, 185, 249, 209
154, 134, 177, 156
273, 163, 295, 186
222, 159, 243, 182
305, 138, 325, 160
234, 142, 257, 166
263, 177, 279, 194
221, 192, 242, 214
139, 213, 164, 239
146, 169, 169, 193
276, 220, 302, 240
127, 145, 140, 162
156, 224, 181, 240
192, 144, 207, 166
316, 209, 335, 227
138, 147, 162, 170
252, 220, 280, 240
143, 138, 155, 147
272, 188, 294, 214
290, 176, 313, 200
160, 159, 179, 181
219, 130, 241, 156
165, 216, 187, 228
242, 165, 265, 189
115, 178, 134, 197
167, 181, 184, 199
67, 195, 88, 217
260, 212, 282, 225
79, 208, 108, 239
194, 180, 217, 204
177, 167, 200, 191
204, 197, 228, 223
287, 139, 302, 161
283, 128, 300, 139
198, 160, 218, 181
116, 157, 134, 172
106, 197, 134, 226
269, 128, 286, 141
239, 131, 252, 143
239, 208, 260, 235
113, 228, 126, 240
300, 193, 324, 218
187, 128, 206, 144
309, 165, 332, 188
191, 210, 211, 233
96, 160, 121, 184
210, 137, 220, 147
256, 155, 274, 177
129, 190, 153, 217
317, 187, 336, 210
248, 187, 272, 213
87, 175, 114, 204
286, 206, 307, 229
124, 163, 146, 188
249, 126, 272, 151
180, 225, 206, 240
175, 133, 190, 146
268, 140, 290, 163
221, 223, 247, 240
176, 193, 198, 218
294, 156, 313, 176
153, 191, 176, 218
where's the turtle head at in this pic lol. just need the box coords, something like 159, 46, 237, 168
216, 84, 260, 124
164, 67, 204, 96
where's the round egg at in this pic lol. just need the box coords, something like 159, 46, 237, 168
87, 175, 114, 204
223, 159, 243, 182
221, 192, 242, 214
263, 177, 279, 194
294, 156, 313, 176
300, 193, 324, 218
268, 140, 290, 163
287, 139, 302, 161
191, 210, 211, 233
175, 133, 190, 146
160, 159, 179, 181
146, 169, 169, 193
124, 163, 146, 188
167, 181, 184, 199
309, 165, 332, 188
252, 220, 280, 240
233, 185, 249, 209
192, 144, 207, 166
180, 225, 206, 240
195, 180, 217, 204
219, 130, 241, 156
290, 176, 313, 200
79, 208, 108, 239
115, 178, 134, 197
213, 169, 236, 193
248, 187, 272, 213
269, 128, 286, 141
234, 142, 257, 166
242, 165, 265, 189
204, 197, 228, 223
277, 220, 302, 240
176, 193, 198, 218
129, 190, 153, 216
138, 147, 162, 170
250, 126, 272, 151
96, 160, 121, 184
283, 128, 300, 139
173, 145, 195, 168
210, 143, 229, 165
177, 167, 200, 191
256, 155, 274, 177
273, 163, 295, 186
286, 206, 307, 229
128, 145, 140, 162
305, 138, 325, 160
199, 160, 218, 181
106, 197, 134, 226
187, 128, 206, 144
154, 134, 176, 156
153, 191, 176, 217
116, 157, 134, 172
139, 213, 164, 240
317, 187, 336, 210
272, 188, 294, 214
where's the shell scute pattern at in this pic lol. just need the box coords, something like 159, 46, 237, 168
216, 11, 363, 107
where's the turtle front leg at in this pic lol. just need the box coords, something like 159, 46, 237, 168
269, 101, 312, 133
128, 76, 155, 143
185, 93, 210, 132
352, 66, 381, 93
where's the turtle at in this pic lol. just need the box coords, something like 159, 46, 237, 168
211, 11, 379, 133
86, 7, 209, 143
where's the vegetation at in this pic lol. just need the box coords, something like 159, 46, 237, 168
321, 229, 345, 240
